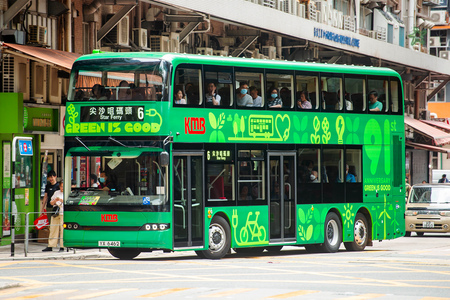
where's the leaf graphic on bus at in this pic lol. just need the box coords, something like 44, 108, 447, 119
217, 113, 225, 130
298, 208, 306, 224
209, 113, 217, 130
209, 131, 217, 143
305, 225, 313, 240
294, 116, 301, 131
217, 131, 226, 142
240, 116, 245, 137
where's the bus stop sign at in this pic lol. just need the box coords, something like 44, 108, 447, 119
18, 140, 33, 156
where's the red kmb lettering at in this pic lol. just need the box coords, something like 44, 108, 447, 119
101, 214, 118, 222
185, 117, 206, 134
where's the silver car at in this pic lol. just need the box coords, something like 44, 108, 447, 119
405, 184, 450, 236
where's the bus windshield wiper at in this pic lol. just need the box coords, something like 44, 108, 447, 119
108, 137, 128, 147
75, 137, 90, 151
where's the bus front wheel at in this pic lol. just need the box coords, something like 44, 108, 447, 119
201, 215, 231, 259
344, 213, 369, 251
319, 212, 342, 253
108, 248, 141, 260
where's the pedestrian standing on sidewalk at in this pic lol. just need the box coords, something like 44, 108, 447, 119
42, 180, 64, 252
41, 170, 59, 218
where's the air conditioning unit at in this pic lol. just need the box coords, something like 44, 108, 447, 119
430, 11, 447, 25
298, 4, 306, 18
105, 15, 129, 46
133, 28, 148, 48
2, 55, 30, 100
31, 62, 47, 102
150, 35, 169, 52
213, 50, 228, 56
196, 47, 213, 55
48, 67, 62, 104
368, 30, 376, 38
429, 36, 441, 47
440, 50, 450, 59
262, 46, 277, 59
28, 25, 47, 44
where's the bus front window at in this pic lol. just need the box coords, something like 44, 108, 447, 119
68, 58, 169, 102
66, 150, 168, 211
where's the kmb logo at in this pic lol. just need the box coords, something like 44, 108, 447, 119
185, 117, 205, 134
101, 214, 118, 222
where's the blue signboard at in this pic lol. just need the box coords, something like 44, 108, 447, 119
18, 140, 33, 156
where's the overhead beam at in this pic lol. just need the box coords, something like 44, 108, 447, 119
231, 35, 258, 57
97, 5, 136, 42
227, 29, 260, 36
164, 14, 204, 23
427, 78, 450, 101
2, 0, 31, 29
179, 21, 201, 44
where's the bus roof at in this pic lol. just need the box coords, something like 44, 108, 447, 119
74, 52, 400, 78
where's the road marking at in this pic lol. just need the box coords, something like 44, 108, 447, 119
138, 288, 191, 298
67, 288, 136, 299
199, 288, 256, 297
267, 290, 319, 298
6, 289, 78, 300
334, 293, 385, 300
0, 284, 45, 297
420, 297, 450, 300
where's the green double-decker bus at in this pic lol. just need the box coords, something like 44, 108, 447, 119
64, 52, 405, 259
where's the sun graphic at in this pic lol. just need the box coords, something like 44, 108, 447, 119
343, 203, 355, 229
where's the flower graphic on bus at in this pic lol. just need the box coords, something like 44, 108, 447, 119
345, 117, 360, 144
342, 203, 355, 230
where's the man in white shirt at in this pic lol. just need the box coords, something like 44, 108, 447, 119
42, 180, 64, 252
250, 87, 262, 107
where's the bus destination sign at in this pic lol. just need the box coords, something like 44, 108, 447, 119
80, 106, 144, 122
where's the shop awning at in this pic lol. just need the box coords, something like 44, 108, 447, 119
404, 116, 450, 146
406, 141, 450, 158
421, 120, 450, 133
2, 42, 80, 71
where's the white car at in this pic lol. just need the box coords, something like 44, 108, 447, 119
405, 184, 450, 236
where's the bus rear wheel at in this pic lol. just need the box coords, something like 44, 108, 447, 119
344, 213, 369, 251
200, 215, 231, 259
319, 212, 342, 253
108, 248, 141, 260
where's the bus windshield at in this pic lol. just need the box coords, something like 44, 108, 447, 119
66, 147, 169, 211
68, 58, 170, 102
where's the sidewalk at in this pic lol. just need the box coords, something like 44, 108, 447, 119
0, 242, 112, 261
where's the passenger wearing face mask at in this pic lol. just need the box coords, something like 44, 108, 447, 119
236, 81, 253, 107
311, 170, 319, 183
99, 171, 116, 191
268, 87, 282, 108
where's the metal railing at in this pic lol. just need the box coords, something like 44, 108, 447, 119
2, 211, 75, 257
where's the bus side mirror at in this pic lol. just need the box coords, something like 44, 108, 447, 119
160, 151, 169, 167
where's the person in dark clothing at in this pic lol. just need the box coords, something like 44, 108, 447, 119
41, 170, 59, 215
99, 170, 116, 191
438, 174, 449, 183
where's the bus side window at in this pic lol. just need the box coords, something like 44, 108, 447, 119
175, 66, 202, 106
345, 76, 366, 112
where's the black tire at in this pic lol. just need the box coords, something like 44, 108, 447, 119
404, 231, 411, 237
344, 213, 369, 251
199, 215, 231, 259
265, 246, 283, 252
234, 247, 265, 254
108, 248, 141, 260
304, 244, 321, 253
319, 212, 342, 253
416, 232, 425, 237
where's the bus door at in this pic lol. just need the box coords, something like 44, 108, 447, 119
173, 152, 204, 248
267, 152, 296, 243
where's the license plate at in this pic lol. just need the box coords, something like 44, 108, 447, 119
98, 241, 120, 247
423, 221, 434, 228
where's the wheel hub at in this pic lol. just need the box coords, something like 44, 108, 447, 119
354, 219, 367, 246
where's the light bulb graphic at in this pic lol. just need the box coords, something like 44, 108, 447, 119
336, 116, 345, 144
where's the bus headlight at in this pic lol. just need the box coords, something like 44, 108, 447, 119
64, 222, 82, 230
141, 223, 170, 231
